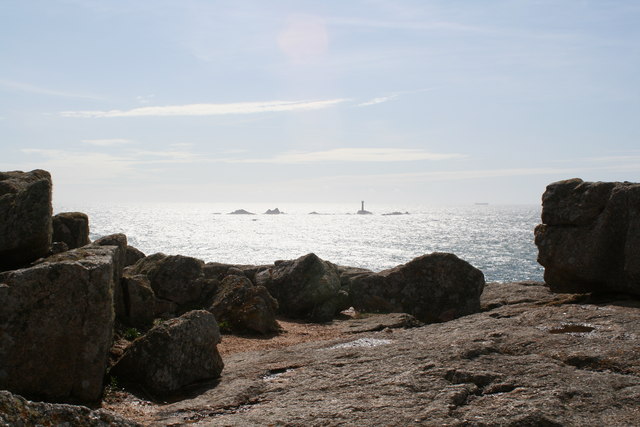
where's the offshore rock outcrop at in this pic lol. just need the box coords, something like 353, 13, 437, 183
346, 252, 485, 323
535, 178, 640, 296
110, 310, 224, 396
0, 169, 52, 271
0, 244, 120, 403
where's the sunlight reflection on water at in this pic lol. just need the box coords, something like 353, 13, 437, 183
55, 203, 544, 283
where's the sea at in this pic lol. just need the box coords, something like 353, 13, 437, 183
54, 202, 545, 284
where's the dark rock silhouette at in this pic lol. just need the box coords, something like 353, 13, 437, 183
229, 209, 255, 215
346, 252, 485, 323
382, 211, 410, 216
535, 178, 640, 296
0, 169, 52, 270
264, 208, 284, 214
255, 253, 349, 322
52, 212, 90, 249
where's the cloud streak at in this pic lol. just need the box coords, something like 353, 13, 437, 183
224, 148, 464, 164
60, 99, 349, 118
358, 95, 399, 107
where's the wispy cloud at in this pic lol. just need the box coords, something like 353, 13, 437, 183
0, 79, 102, 100
358, 95, 399, 107
81, 138, 132, 146
224, 148, 464, 164
60, 99, 349, 118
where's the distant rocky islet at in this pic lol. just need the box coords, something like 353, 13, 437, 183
1, 170, 639, 426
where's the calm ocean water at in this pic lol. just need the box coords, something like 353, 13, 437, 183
54, 202, 544, 283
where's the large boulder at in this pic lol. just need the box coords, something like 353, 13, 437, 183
0, 244, 119, 403
0, 169, 52, 270
209, 275, 280, 334
125, 253, 217, 311
110, 310, 224, 396
535, 178, 640, 295
347, 252, 485, 323
0, 390, 140, 427
255, 253, 349, 322
52, 211, 90, 249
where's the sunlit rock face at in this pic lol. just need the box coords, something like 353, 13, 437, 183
535, 178, 640, 296
0, 169, 52, 271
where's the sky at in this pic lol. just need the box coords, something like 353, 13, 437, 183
1, 0, 639, 206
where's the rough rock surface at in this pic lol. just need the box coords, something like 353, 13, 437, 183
255, 253, 349, 322
119, 282, 640, 426
340, 312, 423, 333
110, 310, 224, 396
0, 244, 118, 403
125, 253, 217, 312
535, 178, 640, 296
93, 233, 128, 318
348, 252, 485, 322
203, 262, 270, 283
0, 169, 52, 270
209, 275, 280, 334
52, 211, 90, 249
0, 390, 140, 427
120, 274, 156, 328
124, 245, 145, 267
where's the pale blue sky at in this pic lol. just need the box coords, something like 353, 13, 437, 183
1, 0, 639, 205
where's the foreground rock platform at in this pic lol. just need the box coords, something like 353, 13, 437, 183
108, 282, 640, 426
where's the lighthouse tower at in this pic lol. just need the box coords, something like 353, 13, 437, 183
357, 200, 372, 215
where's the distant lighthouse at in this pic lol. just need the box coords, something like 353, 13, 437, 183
357, 200, 372, 215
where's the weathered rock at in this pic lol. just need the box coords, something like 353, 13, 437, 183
209, 275, 280, 334
341, 312, 423, 333
0, 244, 118, 403
125, 245, 145, 267
125, 253, 216, 311
535, 178, 640, 295
348, 252, 485, 323
110, 310, 224, 396
52, 211, 90, 249
126, 282, 640, 427
0, 390, 140, 427
93, 233, 128, 318
120, 274, 156, 328
203, 262, 270, 283
0, 169, 52, 270
255, 253, 349, 322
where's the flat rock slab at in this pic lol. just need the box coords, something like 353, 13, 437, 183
340, 312, 423, 333
115, 282, 640, 426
